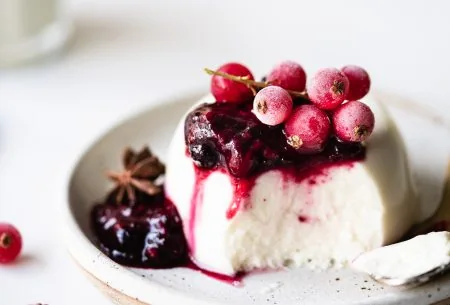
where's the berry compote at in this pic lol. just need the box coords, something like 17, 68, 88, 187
91, 188, 243, 283
185, 101, 365, 178
91, 190, 188, 268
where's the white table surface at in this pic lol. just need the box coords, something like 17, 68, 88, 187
0, 0, 449, 304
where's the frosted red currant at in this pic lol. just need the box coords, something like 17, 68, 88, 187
211, 63, 254, 103
306, 68, 349, 110
332, 101, 375, 142
284, 105, 331, 153
267, 60, 307, 92
253, 86, 293, 126
0, 223, 22, 264
341, 65, 371, 100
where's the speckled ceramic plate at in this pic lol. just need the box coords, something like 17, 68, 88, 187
62, 91, 450, 305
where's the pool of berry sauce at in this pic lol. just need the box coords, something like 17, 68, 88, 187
91, 100, 366, 283
91, 189, 244, 285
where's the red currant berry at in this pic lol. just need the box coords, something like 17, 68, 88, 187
267, 60, 307, 92
253, 86, 293, 126
332, 101, 375, 142
0, 223, 22, 264
284, 105, 331, 153
211, 63, 254, 103
306, 68, 349, 110
341, 65, 371, 100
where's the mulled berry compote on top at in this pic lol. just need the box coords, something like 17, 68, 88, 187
185, 101, 365, 178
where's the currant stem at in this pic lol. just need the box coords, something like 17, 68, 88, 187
204, 68, 307, 98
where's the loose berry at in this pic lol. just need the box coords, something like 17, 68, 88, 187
0, 223, 22, 264
267, 60, 307, 92
306, 68, 349, 110
332, 101, 375, 142
211, 63, 254, 103
341, 65, 371, 100
284, 105, 331, 152
253, 86, 293, 126
189, 142, 218, 169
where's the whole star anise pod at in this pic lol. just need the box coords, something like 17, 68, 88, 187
106, 146, 165, 205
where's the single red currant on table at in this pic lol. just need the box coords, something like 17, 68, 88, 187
267, 60, 307, 92
253, 86, 293, 126
211, 62, 255, 103
341, 65, 371, 101
0, 223, 22, 263
333, 101, 375, 143
284, 104, 331, 153
306, 68, 349, 110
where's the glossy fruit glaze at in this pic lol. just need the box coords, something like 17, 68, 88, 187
185, 101, 365, 177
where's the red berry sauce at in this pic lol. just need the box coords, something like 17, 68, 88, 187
91, 190, 245, 284
91, 192, 188, 268
185, 101, 365, 178
91, 188, 244, 286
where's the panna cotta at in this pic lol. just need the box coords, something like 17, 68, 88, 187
91, 61, 443, 285
165, 94, 418, 275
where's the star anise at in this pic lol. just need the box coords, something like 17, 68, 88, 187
106, 146, 165, 205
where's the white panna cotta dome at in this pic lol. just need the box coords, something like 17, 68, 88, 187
165, 94, 421, 276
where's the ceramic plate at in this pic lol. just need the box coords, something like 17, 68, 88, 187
62, 91, 450, 305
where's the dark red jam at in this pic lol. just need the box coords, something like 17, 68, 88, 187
91, 190, 189, 268
185, 102, 365, 177
91, 191, 244, 284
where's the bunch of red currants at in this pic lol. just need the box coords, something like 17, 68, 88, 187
209, 61, 375, 153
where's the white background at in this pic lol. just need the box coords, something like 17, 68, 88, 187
0, 0, 449, 304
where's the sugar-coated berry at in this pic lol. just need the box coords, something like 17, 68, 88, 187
306, 68, 349, 110
0, 223, 22, 264
267, 60, 307, 92
211, 63, 254, 103
341, 65, 371, 100
284, 105, 331, 153
253, 86, 293, 126
332, 101, 375, 142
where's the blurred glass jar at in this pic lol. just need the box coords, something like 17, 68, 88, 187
0, 0, 72, 68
